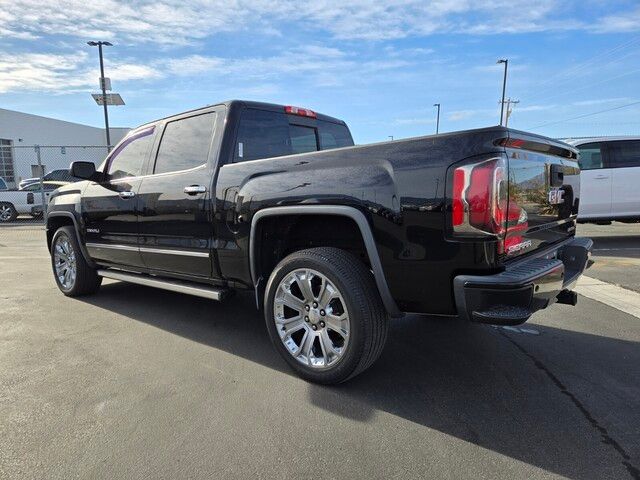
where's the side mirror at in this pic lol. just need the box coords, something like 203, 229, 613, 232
69, 161, 97, 180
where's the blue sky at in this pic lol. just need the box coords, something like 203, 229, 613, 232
1, 0, 639, 144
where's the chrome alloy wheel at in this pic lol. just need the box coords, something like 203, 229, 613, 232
0, 205, 13, 222
273, 269, 350, 369
53, 235, 77, 290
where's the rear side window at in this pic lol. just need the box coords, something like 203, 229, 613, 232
235, 109, 291, 162
608, 140, 640, 169
319, 122, 353, 149
154, 112, 216, 175
234, 108, 353, 162
106, 126, 155, 180
0, 178, 6, 190
577, 143, 605, 170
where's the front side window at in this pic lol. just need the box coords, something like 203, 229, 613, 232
609, 140, 640, 169
22, 183, 39, 191
577, 143, 605, 170
154, 113, 216, 175
106, 126, 155, 180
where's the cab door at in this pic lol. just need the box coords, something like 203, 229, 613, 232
609, 140, 640, 217
82, 126, 156, 267
576, 142, 612, 219
136, 109, 221, 278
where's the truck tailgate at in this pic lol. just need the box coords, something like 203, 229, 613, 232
501, 132, 580, 260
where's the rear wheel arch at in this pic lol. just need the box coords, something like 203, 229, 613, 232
249, 206, 402, 317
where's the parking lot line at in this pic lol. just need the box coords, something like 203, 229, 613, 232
575, 276, 640, 319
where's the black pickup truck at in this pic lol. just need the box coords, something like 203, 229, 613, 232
46, 100, 592, 383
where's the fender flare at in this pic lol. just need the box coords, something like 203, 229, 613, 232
250, 205, 402, 317
47, 211, 96, 268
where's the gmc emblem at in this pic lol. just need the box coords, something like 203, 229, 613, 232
548, 188, 565, 205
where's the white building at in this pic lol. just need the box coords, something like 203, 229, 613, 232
0, 108, 129, 187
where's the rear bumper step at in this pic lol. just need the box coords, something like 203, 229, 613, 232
453, 236, 593, 325
97, 269, 229, 301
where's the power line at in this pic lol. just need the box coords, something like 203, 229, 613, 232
527, 100, 640, 130
525, 65, 640, 107
530, 36, 640, 92
520, 35, 640, 107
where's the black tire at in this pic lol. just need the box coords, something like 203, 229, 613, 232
0, 202, 18, 223
51, 226, 102, 296
264, 247, 389, 384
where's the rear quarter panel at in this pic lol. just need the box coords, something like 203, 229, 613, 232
217, 127, 508, 314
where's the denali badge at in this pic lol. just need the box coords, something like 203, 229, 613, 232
548, 188, 565, 205
507, 240, 533, 255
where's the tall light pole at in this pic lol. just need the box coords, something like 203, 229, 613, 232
87, 41, 113, 148
433, 103, 441, 134
497, 58, 508, 126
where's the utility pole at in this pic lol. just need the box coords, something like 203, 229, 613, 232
433, 103, 441, 134
497, 58, 508, 125
504, 98, 520, 127
87, 41, 113, 149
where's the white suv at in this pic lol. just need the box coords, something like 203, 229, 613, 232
564, 137, 640, 222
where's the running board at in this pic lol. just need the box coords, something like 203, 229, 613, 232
97, 269, 228, 301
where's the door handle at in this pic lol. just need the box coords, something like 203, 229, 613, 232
594, 175, 609, 179
184, 185, 207, 195
119, 191, 136, 199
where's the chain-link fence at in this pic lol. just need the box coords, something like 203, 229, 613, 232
0, 146, 109, 239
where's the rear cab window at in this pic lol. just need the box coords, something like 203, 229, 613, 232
234, 108, 353, 162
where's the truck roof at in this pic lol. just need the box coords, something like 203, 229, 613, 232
138, 100, 348, 129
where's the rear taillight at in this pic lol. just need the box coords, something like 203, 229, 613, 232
451, 156, 508, 240
284, 105, 317, 118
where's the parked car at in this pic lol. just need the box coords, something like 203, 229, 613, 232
0, 181, 66, 222
0, 177, 7, 191
45, 100, 592, 383
19, 169, 81, 190
564, 136, 640, 223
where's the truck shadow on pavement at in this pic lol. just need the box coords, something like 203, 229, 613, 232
79, 282, 639, 480
590, 234, 640, 259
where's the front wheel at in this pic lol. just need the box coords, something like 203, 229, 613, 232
51, 226, 102, 296
264, 247, 389, 384
0, 203, 17, 222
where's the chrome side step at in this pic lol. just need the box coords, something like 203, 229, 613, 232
97, 269, 228, 301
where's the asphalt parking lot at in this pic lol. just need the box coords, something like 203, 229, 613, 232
1, 222, 639, 479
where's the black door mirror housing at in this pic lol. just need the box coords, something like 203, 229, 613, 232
69, 161, 97, 180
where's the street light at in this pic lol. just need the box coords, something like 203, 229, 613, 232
87, 41, 113, 148
497, 58, 508, 126
433, 103, 441, 134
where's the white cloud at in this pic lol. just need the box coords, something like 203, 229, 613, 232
573, 97, 633, 107
0, 44, 411, 93
1, 0, 637, 45
0, 51, 160, 93
164, 47, 409, 83
448, 109, 491, 121
592, 7, 640, 33
393, 117, 435, 126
